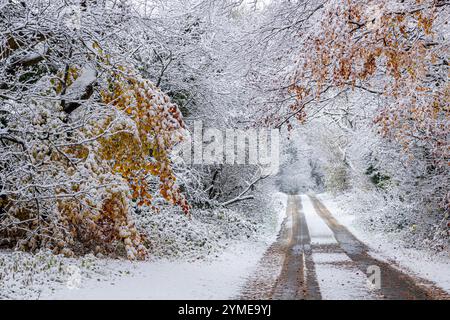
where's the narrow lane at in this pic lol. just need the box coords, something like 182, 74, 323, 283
241, 193, 450, 300
271, 195, 321, 300
309, 195, 450, 300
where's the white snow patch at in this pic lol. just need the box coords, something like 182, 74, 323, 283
317, 193, 450, 294
270, 192, 288, 242
313, 252, 351, 264
300, 195, 337, 245
39, 241, 267, 300
64, 66, 97, 100
40, 193, 288, 300
313, 252, 377, 300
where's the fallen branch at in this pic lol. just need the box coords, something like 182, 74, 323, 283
221, 169, 269, 207
221, 195, 255, 207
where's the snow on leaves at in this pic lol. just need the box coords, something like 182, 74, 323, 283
288, 0, 449, 212
0, 1, 189, 259
99, 65, 190, 215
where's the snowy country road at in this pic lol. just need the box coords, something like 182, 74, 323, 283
271, 196, 321, 300
241, 195, 450, 300
34, 193, 449, 300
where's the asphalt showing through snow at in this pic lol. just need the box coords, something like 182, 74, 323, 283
241, 194, 450, 300
271, 196, 321, 300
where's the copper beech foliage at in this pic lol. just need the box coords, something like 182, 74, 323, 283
100, 68, 190, 214
1, 47, 189, 260
60, 59, 189, 259
288, 0, 449, 211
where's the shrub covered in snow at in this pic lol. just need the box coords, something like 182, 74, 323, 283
0, 250, 127, 299
0, 1, 189, 259
133, 182, 282, 260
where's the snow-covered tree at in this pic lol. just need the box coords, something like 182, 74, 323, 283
0, 0, 189, 258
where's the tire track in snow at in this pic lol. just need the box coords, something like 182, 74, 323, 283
240, 195, 321, 300
301, 195, 378, 300
309, 195, 450, 300
271, 195, 321, 300
241, 194, 449, 300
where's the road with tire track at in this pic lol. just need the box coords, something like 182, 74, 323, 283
241, 194, 450, 300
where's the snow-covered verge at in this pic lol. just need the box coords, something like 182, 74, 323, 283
136, 207, 260, 261
0, 192, 286, 300
0, 250, 130, 299
38, 241, 265, 300
133, 187, 287, 261
317, 193, 450, 294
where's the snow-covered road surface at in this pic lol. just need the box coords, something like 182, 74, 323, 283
241, 194, 450, 300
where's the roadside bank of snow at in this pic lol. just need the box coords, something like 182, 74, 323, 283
39, 240, 265, 300
0, 250, 128, 300
268, 192, 288, 242
40, 193, 287, 300
317, 193, 450, 294
1, 192, 287, 300
41, 193, 287, 300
